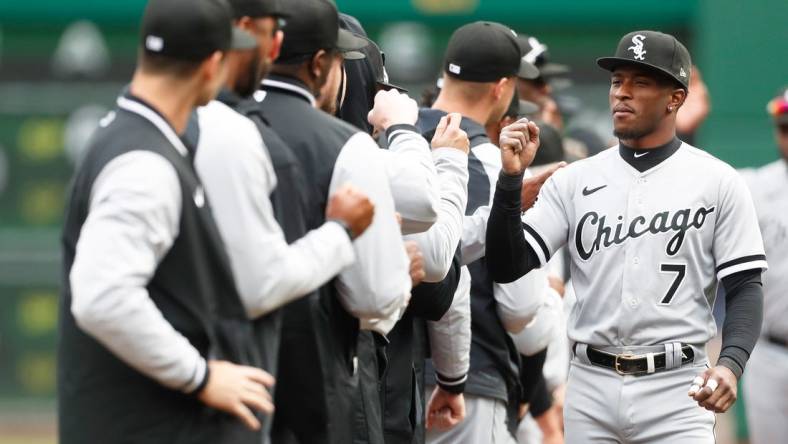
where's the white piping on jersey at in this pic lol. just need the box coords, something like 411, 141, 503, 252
261, 78, 316, 108
116, 96, 189, 157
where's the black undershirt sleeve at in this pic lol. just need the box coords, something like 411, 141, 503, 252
718, 269, 764, 379
486, 171, 542, 283
407, 246, 462, 322
519, 349, 547, 403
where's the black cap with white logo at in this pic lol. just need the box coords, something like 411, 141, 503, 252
277, 0, 368, 63
596, 30, 691, 89
518, 34, 570, 79
443, 21, 539, 82
355, 36, 407, 92
141, 0, 256, 61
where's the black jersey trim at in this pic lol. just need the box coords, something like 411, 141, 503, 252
715, 254, 767, 273
522, 222, 551, 263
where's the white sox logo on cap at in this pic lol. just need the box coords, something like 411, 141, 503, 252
628, 34, 646, 60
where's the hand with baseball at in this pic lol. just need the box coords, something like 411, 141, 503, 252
499, 118, 541, 176
688, 365, 738, 413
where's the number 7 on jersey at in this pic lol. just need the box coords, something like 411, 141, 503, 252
659, 263, 686, 305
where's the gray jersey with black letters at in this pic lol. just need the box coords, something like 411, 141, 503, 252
522, 143, 767, 347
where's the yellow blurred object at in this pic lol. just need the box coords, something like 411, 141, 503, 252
17, 353, 56, 395
412, 0, 478, 14
17, 119, 64, 162
17, 291, 58, 336
19, 182, 65, 225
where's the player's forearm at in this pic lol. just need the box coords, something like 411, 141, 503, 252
428, 265, 471, 394
241, 220, 355, 318
386, 124, 440, 234
487, 171, 540, 283
405, 149, 468, 282
71, 261, 206, 393
719, 269, 764, 379
409, 247, 461, 321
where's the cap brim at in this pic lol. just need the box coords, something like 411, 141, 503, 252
517, 58, 540, 79
377, 81, 408, 93
518, 100, 539, 115
230, 27, 258, 51
596, 57, 688, 88
539, 62, 570, 77
337, 28, 368, 53
548, 77, 573, 91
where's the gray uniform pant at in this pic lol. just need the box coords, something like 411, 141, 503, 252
425, 387, 516, 444
743, 340, 788, 444
564, 345, 715, 444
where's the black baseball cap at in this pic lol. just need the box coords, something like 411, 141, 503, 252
597, 30, 691, 89
355, 36, 407, 93
141, 0, 256, 61
277, 0, 367, 63
504, 93, 539, 118
227, 0, 289, 18
518, 35, 570, 79
444, 22, 539, 82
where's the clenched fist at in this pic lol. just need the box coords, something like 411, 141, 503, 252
326, 184, 375, 239
431, 113, 469, 154
405, 240, 426, 287
367, 89, 418, 132
426, 386, 466, 431
499, 118, 541, 176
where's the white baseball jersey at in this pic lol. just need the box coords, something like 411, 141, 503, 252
522, 142, 768, 347
741, 160, 788, 341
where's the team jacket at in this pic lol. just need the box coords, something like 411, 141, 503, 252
254, 75, 412, 444
59, 94, 260, 444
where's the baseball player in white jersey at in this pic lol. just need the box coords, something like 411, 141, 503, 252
486, 30, 767, 444
741, 87, 788, 444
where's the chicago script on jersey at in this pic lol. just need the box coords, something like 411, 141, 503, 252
575, 206, 716, 260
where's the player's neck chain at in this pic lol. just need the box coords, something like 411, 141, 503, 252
575, 206, 716, 260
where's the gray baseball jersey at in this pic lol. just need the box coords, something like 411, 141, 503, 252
741, 160, 788, 341
522, 142, 767, 347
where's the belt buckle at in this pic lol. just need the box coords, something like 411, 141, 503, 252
614, 353, 637, 375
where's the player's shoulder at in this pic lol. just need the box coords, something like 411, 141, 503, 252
678, 142, 740, 177
199, 100, 259, 136
549, 145, 618, 181
196, 100, 263, 158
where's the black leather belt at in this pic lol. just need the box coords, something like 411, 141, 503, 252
582, 345, 694, 376
767, 334, 788, 348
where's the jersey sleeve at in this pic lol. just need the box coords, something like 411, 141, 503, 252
713, 171, 768, 280
521, 169, 571, 266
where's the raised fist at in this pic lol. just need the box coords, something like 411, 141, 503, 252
367, 89, 419, 132
431, 113, 469, 154
326, 184, 375, 239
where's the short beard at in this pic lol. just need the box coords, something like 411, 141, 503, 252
613, 119, 659, 141
235, 53, 263, 98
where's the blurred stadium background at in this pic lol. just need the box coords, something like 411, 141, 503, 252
0, 0, 785, 442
